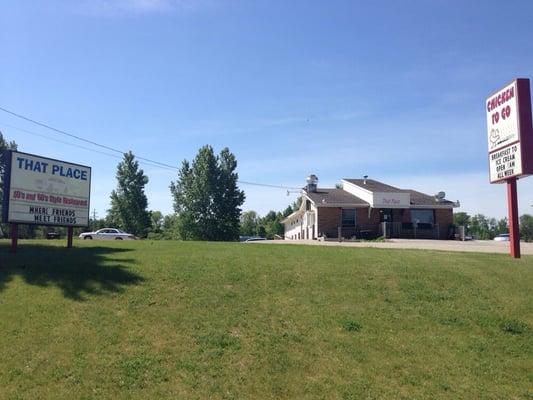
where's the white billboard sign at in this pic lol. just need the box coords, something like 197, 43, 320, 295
486, 78, 533, 183
486, 80, 519, 152
3, 151, 91, 226
489, 142, 523, 182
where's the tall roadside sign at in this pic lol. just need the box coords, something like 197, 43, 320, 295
2, 150, 91, 252
486, 78, 533, 258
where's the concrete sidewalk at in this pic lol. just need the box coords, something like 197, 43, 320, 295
253, 238, 533, 255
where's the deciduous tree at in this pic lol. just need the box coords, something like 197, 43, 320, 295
520, 214, 533, 242
0, 131, 17, 237
453, 212, 470, 232
469, 214, 508, 240
240, 210, 260, 236
261, 210, 284, 238
150, 211, 164, 233
470, 214, 492, 240
170, 145, 245, 241
109, 152, 151, 237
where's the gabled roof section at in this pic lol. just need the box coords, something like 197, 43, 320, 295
305, 188, 368, 207
343, 178, 456, 208
280, 209, 304, 223
342, 179, 408, 193
406, 190, 456, 207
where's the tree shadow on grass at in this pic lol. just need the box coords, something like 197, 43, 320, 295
0, 243, 144, 301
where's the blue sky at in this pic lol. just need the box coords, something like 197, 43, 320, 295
2, 0, 533, 218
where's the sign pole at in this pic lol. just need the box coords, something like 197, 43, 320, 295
10, 223, 18, 254
67, 226, 73, 248
506, 177, 520, 258
486, 78, 533, 258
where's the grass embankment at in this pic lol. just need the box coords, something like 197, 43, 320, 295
0, 240, 531, 399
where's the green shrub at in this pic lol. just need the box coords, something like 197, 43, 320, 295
501, 320, 528, 335
342, 320, 362, 332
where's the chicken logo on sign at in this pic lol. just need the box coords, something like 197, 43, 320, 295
489, 128, 501, 146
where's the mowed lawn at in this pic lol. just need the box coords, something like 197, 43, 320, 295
0, 241, 531, 399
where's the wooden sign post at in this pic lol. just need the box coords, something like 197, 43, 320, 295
506, 178, 520, 258
10, 223, 18, 254
67, 226, 74, 248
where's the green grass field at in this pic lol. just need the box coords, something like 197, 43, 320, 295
0, 240, 531, 399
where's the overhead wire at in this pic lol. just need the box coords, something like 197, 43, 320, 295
0, 106, 179, 170
0, 106, 301, 190
0, 121, 178, 172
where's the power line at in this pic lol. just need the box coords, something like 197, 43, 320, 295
238, 180, 301, 190
0, 106, 179, 170
0, 121, 177, 172
0, 106, 301, 190
0, 122, 121, 159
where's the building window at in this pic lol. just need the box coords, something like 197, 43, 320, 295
342, 208, 356, 227
411, 209, 434, 225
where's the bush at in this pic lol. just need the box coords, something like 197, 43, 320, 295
342, 320, 362, 332
501, 320, 528, 335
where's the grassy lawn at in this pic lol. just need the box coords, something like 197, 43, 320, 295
0, 240, 531, 399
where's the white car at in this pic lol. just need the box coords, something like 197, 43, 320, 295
244, 237, 267, 242
493, 233, 510, 241
79, 228, 136, 240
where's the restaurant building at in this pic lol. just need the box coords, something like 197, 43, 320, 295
282, 175, 459, 240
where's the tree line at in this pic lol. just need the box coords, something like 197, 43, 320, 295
91, 146, 301, 241
94, 144, 248, 240
453, 212, 533, 242
4, 130, 533, 242
239, 197, 301, 239
0, 131, 291, 240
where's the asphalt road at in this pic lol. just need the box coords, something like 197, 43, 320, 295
254, 239, 533, 255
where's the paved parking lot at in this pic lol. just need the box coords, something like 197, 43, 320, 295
255, 238, 533, 255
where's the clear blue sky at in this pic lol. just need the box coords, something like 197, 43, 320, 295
2, 0, 533, 218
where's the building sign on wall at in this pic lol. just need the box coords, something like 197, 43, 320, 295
486, 79, 533, 183
2, 151, 91, 227
373, 192, 410, 208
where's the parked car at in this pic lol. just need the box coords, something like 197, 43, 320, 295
244, 237, 267, 242
79, 228, 136, 240
494, 233, 510, 241
46, 231, 61, 239
239, 235, 267, 242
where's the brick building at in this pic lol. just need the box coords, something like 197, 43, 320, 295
282, 175, 459, 240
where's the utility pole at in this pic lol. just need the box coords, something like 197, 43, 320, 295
91, 209, 98, 230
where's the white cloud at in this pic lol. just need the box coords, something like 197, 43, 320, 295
78, 0, 206, 16
258, 110, 370, 127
